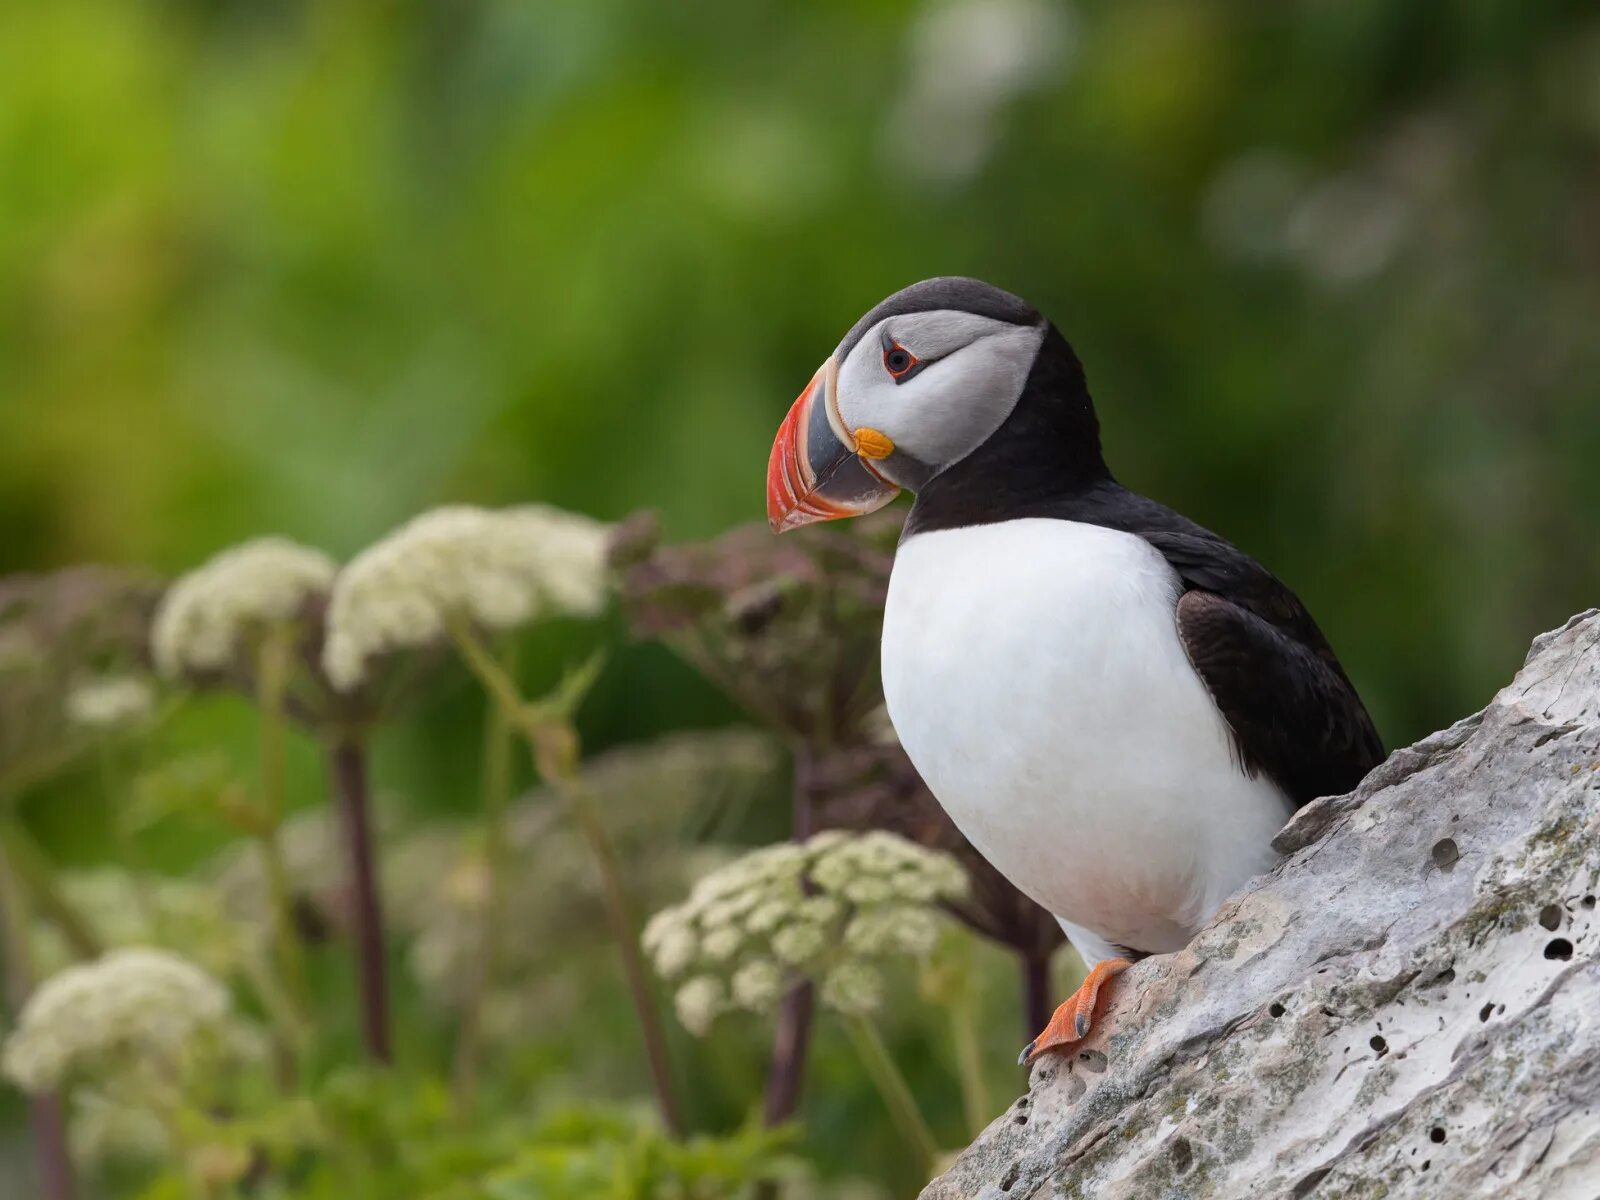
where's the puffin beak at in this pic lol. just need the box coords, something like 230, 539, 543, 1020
767, 357, 900, 533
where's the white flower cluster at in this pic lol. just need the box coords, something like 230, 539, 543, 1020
642, 831, 967, 1035
151, 537, 337, 678
1, 948, 233, 1093
65, 675, 156, 732
322, 504, 612, 690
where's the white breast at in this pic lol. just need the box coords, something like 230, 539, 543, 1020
881, 518, 1291, 958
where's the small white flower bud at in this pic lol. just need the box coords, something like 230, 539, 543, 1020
772, 921, 827, 966
820, 963, 884, 1016
701, 927, 744, 962
731, 959, 784, 1013
845, 906, 940, 958
673, 976, 726, 1037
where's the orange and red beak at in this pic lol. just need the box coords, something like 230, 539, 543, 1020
766, 357, 900, 533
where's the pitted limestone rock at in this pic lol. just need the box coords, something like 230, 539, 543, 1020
923, 610, 1600, 1200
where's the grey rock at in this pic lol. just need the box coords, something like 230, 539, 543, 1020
922, 610, 1600, 1200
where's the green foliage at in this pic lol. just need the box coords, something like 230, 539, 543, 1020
297, 1073, 798, 1200
472, 1111, 799, 1200
3, 0, 1598, 749
0, 519, 981, 1199
109, 1069, 799, 1200
3, 1, 1599, 1196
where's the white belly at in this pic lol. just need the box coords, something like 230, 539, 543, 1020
881, 518, 1291, 957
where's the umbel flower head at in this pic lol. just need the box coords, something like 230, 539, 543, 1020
151, 537, 337, 679
323, 504, 611, 690
1, 948, 233, 1094
643, 830, 967, 1035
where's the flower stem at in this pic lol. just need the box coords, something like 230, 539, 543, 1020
452, 682, 514, 1111
446, 620, 526, 718
448, 619, 684, 1136
949, 994, 990, 1138
240, 949, 309, 1087
257, 628, 292, 830
843, 1014, 942, 1174
98, 746, 160, 938
0, 812, 100, 960
763, 743, 819, 1129
763, 983, 815, 1129
255, 630, 310, 1023
0, 833, 78, 1200
253, 832, 314, 1090
329, 738, 391, 1064
552, 771, 684, 1138
24, 1094, 76, 1200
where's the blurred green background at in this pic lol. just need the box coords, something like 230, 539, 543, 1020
3, 0, 1600, 1194
5, 0, 1600, 744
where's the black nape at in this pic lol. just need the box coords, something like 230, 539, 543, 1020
903, 324, 1111, 538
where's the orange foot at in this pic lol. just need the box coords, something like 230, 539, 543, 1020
1018, 957, 1134, 1066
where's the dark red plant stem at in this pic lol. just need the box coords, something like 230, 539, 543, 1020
763, 981, 815, 1126
1021, 945, 1053, 1039
762, 744, 820, 1127
27, 1096, 75, 1200
0, 843, 76, 1200
562, 788, 685, 1137
329, 739, 391, 1064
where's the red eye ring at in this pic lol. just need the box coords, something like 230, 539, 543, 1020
883, 342, 917, 379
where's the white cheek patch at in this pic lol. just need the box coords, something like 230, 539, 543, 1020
835, 317, 1044, 475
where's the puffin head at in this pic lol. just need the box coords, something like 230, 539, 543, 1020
767, 276, 1096, 533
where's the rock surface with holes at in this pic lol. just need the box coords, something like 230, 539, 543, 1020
922, 610, 1600, 1200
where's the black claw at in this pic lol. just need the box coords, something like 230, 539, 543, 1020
1017, 1040, 1036, 1067
1075, 1013, 1090, 1038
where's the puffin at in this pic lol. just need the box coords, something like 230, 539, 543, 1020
766, 277, 1383, 1065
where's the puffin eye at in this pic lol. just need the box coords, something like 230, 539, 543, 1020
882, 342, 917, 381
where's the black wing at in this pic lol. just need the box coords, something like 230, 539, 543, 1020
911, 473, 1384, 808
1139, 528, 1384, 808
